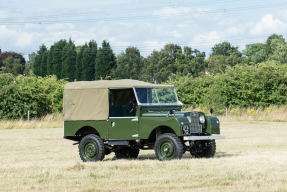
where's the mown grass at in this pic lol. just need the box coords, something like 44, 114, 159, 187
0, 121, 286, 191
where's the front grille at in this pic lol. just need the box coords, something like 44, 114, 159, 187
190, 111, 202, 133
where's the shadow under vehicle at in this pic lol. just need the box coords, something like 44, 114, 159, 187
63, 79, 225, 161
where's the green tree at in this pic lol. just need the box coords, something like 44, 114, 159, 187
82, 40, 97, 81
266, 34, 285, 56
75, 44, 88, 81
112, 47, 143, 80
53, 39, 67, 79
0, 51, 26, 73
174, 46, 206, 77
33, 44, 47, 76
142, 44, 182, 83
62, 38, 76, 81
46, 45, 54, 75
2, 57, 23, 76
242, 43, 267, 64
270, 42, 287, 64
95, 40, 116, 80
40, 50, 48, 77
141, 50, 160, 82
27, 52, 36, 71
211, 41, 241, 57
208, 54, 242, 74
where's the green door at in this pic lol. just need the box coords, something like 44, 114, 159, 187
108, 117, 139, 139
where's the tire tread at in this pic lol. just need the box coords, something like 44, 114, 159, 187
78, 134, 105, 162
155, 133, 183, 161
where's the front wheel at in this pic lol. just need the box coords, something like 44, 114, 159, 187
155, 133, 183, 161
79, 134, 105, 162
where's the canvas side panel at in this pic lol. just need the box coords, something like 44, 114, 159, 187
69, 89, 109, 121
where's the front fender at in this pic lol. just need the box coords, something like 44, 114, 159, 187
139, 117, 184, 139
205, 116, 220, 134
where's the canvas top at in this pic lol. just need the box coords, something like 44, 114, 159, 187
64, 79, 174, 90
63, 79, 175, 121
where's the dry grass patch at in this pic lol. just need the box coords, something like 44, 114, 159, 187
0, 121, 287, 191
0, 113, 62, 129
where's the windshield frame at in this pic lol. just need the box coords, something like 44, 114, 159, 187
133, 87, 182, 106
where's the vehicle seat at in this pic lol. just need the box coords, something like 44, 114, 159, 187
121, 105, 136, 116
109, 105, 123, 117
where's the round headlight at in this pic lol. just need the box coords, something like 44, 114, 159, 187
199, 115, 205, 124
186, 116, 192, 123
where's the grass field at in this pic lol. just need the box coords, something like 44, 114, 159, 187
0, 121, 287, 192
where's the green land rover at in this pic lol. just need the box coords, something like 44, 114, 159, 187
63, 79, 225, 161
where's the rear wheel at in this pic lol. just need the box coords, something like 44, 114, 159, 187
191, 140, 216, 158
115, 147, 140, 159
79, 134, 105, 162
155, 133, 183, 161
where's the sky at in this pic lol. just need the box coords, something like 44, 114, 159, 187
1, 0, 287, 61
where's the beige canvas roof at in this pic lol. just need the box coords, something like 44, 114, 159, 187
64, 79, 174, 90
63, 79, 174, 121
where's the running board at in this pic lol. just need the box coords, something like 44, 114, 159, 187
108, 140, 129, 146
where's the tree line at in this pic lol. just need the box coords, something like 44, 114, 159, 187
29, 33, 287, 83
28, 39, 207, 83
171, 61, 287, 112
1, 34, 286, 84
0, 33, 287, 119
31, 39, 116, 82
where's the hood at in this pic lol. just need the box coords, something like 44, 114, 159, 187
141, 111, 190, 117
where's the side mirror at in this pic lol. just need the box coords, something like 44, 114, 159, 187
210, 108, 214, 114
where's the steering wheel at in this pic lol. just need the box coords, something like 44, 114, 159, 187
128, 98, 138, 113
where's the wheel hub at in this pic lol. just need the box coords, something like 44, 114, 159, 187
83, 141, 98, 160
159, 140, 175, 160
164, 147, 170, 153
88, 147, 94, 154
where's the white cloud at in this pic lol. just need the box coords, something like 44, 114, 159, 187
250, 14, 287, 35
15, 33, 34, 47
143, 40, 166, 53
152, 7, 191, 17
226, 25, 247, 36
1, 1, 287, 61
274, 10, 287, 23
192, 31, 221, 48
46, 23, 75, 32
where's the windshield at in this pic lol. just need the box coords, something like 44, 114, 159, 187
134, 88, 179, 105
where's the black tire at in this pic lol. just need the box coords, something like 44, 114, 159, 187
155, 133, 183, 161
191, 140, 216, 158
78, 134, 105, 162
115, 147, 139, 159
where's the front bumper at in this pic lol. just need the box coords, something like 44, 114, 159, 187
183, 135, 225, 141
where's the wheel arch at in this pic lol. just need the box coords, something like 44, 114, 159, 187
76, 126, 101, 137
148, 125, 177, 140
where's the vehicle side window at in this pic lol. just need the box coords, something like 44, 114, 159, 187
109, 89, 136, 117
